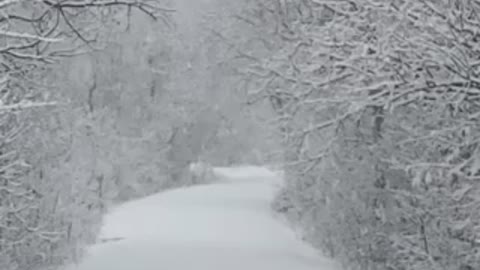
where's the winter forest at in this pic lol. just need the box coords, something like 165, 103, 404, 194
1, 0, 479, 270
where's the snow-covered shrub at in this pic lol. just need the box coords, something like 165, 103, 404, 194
188, 162, 216, 184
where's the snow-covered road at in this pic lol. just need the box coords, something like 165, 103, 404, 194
67, 166, 340, 270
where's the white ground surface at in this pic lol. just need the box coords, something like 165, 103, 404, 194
67, 166, 340, 270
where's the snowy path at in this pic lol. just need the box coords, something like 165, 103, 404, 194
67, 166, 339, 270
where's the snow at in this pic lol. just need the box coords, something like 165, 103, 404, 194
66, 166, 340, 270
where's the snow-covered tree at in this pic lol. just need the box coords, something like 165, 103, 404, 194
232, 1, 480, 270
0, 1, 172, 269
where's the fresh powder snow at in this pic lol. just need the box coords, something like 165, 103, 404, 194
66, 166, 340, 270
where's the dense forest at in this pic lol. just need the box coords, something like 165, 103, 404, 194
1, 1, 479, 270
0, 1, 277, 269
227, 1, 480, 270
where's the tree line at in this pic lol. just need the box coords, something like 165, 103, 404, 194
224, 1, 480, 270
0, 1, 277, 269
